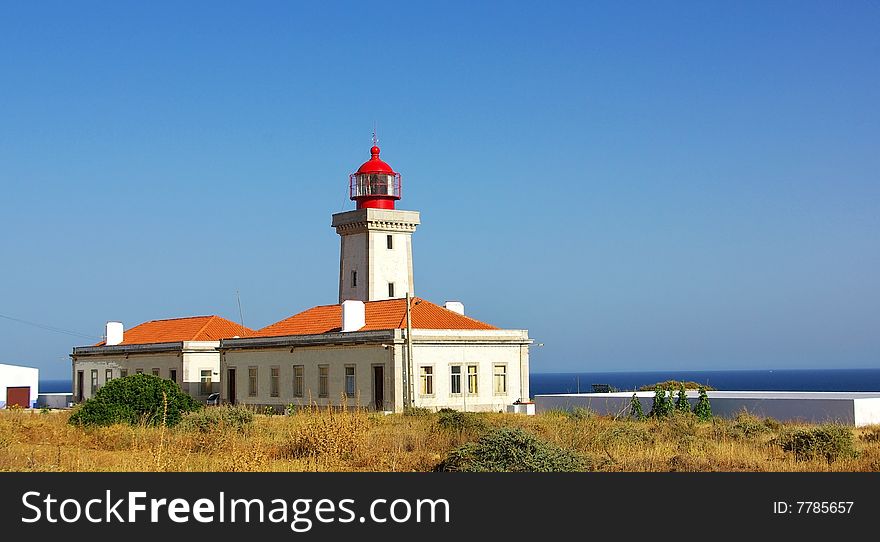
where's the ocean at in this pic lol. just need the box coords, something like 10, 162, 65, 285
530, 369, 880, 395
40, 368, 880, 396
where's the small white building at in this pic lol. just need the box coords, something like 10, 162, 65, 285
71, 316, 252, 403
0, 363, 39, 408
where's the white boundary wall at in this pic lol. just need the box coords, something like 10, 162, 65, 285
534, 391, 880, 427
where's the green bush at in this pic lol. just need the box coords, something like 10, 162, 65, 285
567, 407, 595, 420
776, 425, 857, 463
693, 387, 712, 421
649, 387, 673, 418
731, 411, 771, 439
69, 374, 201, 427
638, 380, 716, 392
437, 408, 487, 433
178, 405, 254, 433
674, 385, 690, 413
434, 428, 586, 472
629, 394, 645, 420
403, 406, 433, 417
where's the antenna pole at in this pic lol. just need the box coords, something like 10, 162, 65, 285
236, 290, 245, 328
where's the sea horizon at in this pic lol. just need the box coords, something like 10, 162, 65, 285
37, 367, 880, 395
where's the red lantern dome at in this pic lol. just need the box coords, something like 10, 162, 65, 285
350, 145, 401, 209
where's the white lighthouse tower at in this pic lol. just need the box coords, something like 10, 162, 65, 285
332, 143, 420, 303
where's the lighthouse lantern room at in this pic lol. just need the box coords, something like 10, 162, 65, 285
349, 145, 402, 209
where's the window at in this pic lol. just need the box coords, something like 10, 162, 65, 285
420, 366, 434, 395
386, 234, 393, 249
467, 365, 478, 395
318, 365, 329, 398
388, 282, 395, 298
345, 366, 356, 397
152, 368, 160, 377
494, 365, 507, 394
120, 369, 128, 378
200, 370, 212, 395
270, 366, 280, 397
91, 369, 98, 394
293, 365, 304, 398
248, 367, 257, 397
169, 369, 177, 383
105, 369, 113, 383
351, 270, 357, 288
450, 365, 462, 395
135, 369, 143, 375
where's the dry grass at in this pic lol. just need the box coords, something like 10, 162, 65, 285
2, 407, 880, 472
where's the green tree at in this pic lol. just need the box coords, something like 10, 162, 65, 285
629, 393, 645, 420
649, 386, 673, 418
693, 387, 712, 421
674, 384, 690, 413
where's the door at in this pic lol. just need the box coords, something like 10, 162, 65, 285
76, 371, 84, 402
227, 368, 236, 405
6, 386, 30, 408
373, 366, 384, 411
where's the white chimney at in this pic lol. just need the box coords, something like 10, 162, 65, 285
444, 301, 465, 315
341, 300, 366, 332
105, 321, 124, 345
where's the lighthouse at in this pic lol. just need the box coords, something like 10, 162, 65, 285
332, 144, 420, 303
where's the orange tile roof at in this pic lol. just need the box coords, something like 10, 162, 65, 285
96, 315, 252, 346
249, 298, 497, 338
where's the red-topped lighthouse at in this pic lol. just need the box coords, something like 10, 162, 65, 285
350, 145, 402, 209
332, 140, 420, 302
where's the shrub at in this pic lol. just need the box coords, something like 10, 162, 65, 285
629, 393, 645, 420
649, 387, 673, 418
674, 385, 690, 413
731, 411, 770, 439
69, 374, 201, 427
403, 406, 433, 417
567, 407, 595, 420
437, 409, 487, 433
434, 428, 585, 472
638, 381, 716, 392
776, 425, 857, 463
178, 405, 254, 433
693, 387, 712, 421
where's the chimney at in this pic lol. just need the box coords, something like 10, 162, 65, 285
105, 321, 124, 345
444, 301, 465, 315
341, 300, 366, 332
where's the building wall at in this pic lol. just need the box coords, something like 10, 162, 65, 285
71, 352, 181, 401
220, 330, 531, 413
0, 364, 39, 408
182, 344, 221, 399
409, 342, 529, 412
339, 231, 368, 302
221, 344, 396, 411
367, 230, 413, 300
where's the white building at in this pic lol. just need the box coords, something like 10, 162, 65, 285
220, 144, 532, 412
0, 363, 39, 408
71, 316, 251, 402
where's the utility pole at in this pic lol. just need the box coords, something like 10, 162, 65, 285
405, 292, 415, 409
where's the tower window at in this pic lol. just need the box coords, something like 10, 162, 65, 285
388, 282, 395, 298
387, 235, 393, 249
351, 270, 357, 288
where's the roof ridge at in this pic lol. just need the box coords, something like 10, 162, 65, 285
191, 315, 218, 340
147, 315, 214, 324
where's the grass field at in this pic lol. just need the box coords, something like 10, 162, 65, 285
2, 406, 880, 472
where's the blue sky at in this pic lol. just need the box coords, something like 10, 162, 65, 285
1, 1, 878, 379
